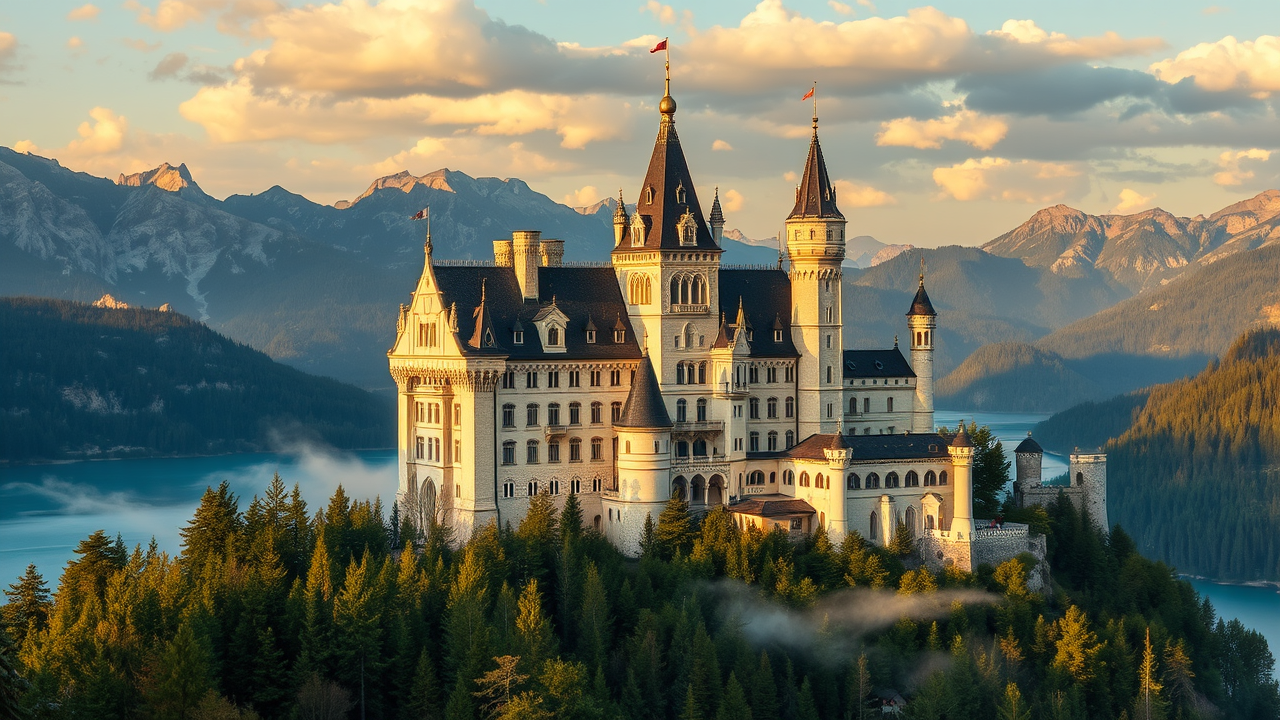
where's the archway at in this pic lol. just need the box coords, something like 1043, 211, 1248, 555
708, 475, 725, 505
672, 476, 688, 501
691, 475, 706, 504
869, 512, 879, 544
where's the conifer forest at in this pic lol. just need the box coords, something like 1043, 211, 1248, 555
1, 465, 1277, 720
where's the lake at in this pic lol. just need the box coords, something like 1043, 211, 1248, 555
1, 412, 1276, 653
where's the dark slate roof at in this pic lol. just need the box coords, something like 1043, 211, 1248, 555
788, 125, 844, 220
843, 349, 915, 379
1015, 434, 1043, 454
750, 432, 954, 462
709, 188, 724, 227
614, 353, 672, 429
907, 280, 937, 317
951, 424, 972, 448
433, 265, 642, 360
729, 494, 815, 518
718, 269, 799, 358
612, 101, 722, 255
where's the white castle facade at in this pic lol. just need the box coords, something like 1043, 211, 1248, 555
388, 82, 1093, 571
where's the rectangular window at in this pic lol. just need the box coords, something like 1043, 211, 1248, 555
749, 366, 759, 384
526, 442, 539, 464
569, 438, 582, 462
785, 366, 794, 382
590, 370, 602, 387
527, 404, 539, 427
502, 371, 516, 389
547, 404, 560, 426
610, 369, 622, 387
767, 367, 777, 383
591, 437, 603, 461
591, 403, 603, 424
526, 371, 539, 389
415, 436, 424, 459
548, 441, 560, 463
454, 439, 461, 463
502, 442, 516, 465
749, 432, 760, 452
568, 370, 581, 388
454, 404, 461, 426
863, 397, 871, 414
611, 402, 622, 422
415, 402, 425, 423
502, 481, 515, 498
548, 371, 560, 388
502, 405, 515, 428
569, 403, 581, 425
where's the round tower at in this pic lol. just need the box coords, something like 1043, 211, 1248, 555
1013, 432, 1043, 508
822, 429, 852, 541
948, 423, 975, 538
602, 353, 674, 556
907, 263, 937, 434
1069, 450, 1109, 533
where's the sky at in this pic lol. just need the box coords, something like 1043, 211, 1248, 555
2, 0, 1280, 247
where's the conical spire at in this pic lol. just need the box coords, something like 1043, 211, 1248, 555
709, 187, 724, 227
614, 350, 673, 429
907, 256, 937, 317
468, 278, 502, 350
613, 188, 628, 222
788, 115, 843, 220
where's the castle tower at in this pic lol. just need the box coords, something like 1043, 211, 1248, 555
603, 352, 674, 556
611, 60, 722, 391
1013, 433, 1043, 506
907, 266, 937, 433
1069, 451, 1109, 532
822, 429, 852, 540
948, 423, 975, 538
709, 188, 725, 246
785, 108, 847, 438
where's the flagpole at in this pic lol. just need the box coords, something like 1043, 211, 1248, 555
665, 37, 670, 94
813, 80, 818, 124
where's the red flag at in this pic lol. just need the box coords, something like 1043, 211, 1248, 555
802, 87, 815, 101
411, 208, 428, 220
650, 38, 667, 54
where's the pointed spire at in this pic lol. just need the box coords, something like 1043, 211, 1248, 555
787, 104, 843, 221
469, 278, 502, 350
613, 188, 627, 221
907, 256, 937, 317
709, 187, 724, 227
614, 350, 672, 429
952, 421, 972, 448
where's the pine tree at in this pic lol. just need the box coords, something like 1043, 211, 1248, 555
970, 422, 1011, 517
561, 492, 584, 544
639, 514, 658, 559
0, 625, 28, 720
848, 653, 871, 720
795, 677, 819, 720
577, 564, 610, 669
751, 652, 779, 720
473, 656, 527, 720
655, 497, 693, 559
404, 649, 443, 720
515, 579, 556, 673
715, 673, 751, 720
3, 564, 50, 646
142, 621, 214, 719
1135, 628, 1167, 720
680, 684, 702, 720
1161, 639, 1196, 718
997, 682, 1030, 720
180, 481, 243, 573
1052, 606, 1103, 684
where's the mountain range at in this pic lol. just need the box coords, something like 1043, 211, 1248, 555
4, 143, 1280, 400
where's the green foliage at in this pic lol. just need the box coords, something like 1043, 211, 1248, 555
0, 297, 392, 462
0, 473, 1276, 720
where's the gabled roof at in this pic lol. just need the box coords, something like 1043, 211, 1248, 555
718, 269, 799, 358
843, 349, 915, 379
612, 91, 722, 254
433, 266, 641, 360
614, 352, 672, 429
788, 122, 844, 220
729, 494, 815, 518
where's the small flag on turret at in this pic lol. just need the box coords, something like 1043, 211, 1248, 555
802, 87, 815, 101
650, 38, 667, 53
411, 208, 428, 220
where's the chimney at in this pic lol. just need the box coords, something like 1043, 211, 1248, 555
540, 239, 564, 267
493, 239, 513, 267
512, 230, 541, 301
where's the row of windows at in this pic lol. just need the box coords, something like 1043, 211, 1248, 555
501, 477, 604, 498
504, 402, 621, 428
673, 398, 708, 423
502, 437, 605, 465
849, 396, 895, 414
746, 429, 796, 452
744, 468, 948, 490
747, 396, 795, 420
500, 369, 626, 390
414, 436, 459, 463
415, 401, 461, 426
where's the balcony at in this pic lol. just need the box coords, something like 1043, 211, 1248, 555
671, 303, 710, 314
672, 420, 724, 434
544, 425, 568, 439
671, 453, 727, 471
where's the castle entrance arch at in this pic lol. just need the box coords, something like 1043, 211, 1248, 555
691, 475, 706, 504
708, 475, 725, 505
672, 476, 688, 501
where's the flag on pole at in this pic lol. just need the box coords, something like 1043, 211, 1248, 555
650, 38, 667, 53
802, 87, 815, 101
411, 208, 428, 220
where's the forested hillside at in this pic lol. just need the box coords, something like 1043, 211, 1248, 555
0, 297, 392, 463
1035, 329, 1280, 581
2, 475, 1276, 719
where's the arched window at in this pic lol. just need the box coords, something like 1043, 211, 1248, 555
502, 403, 515, 428
676, 399, 687, 422
527, 440, 540, 464
815, 473, 825, 489
847, 473, 860, 490
670, 276, 681, 306
866, 473, 880, 489
886, 472, 899, 488
905, 507, 916, 530
939, 471, 948, 486
590, 401, 603, 424
850, 397, 858, 414
569, 437, 582, 461
924, 470, 937, 486
785, 430, 795, 448
1076, 472, 1084, 486
906, 470, 919, 487
785, 397, 795, 418
749, 397, 760, 419
528, 480, 539, 496
645, 186, 655, 204
547, 403, 561, 426
767, 397, 778, 418
870, 512, 879, 541
799, 472, 810, 487
692, 275, 705, 303
783, 470, 794, 486
526, 403, 539, 426
698, 362, 707, 384
926, 514, 935, 530
548, 326, 560, 346
696, 398, 708, 421
676, 363, 686, 385
748, 471, 765, 486
767, 431, 778, 451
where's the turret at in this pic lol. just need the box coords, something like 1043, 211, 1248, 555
785, 108, 846, 437
606, 352, 674, 556
1014, 433, 1043, 488
512, 230, 541, 301
948, 422, 975, 538
709, 187, 725, 246
822, 428, 851, 539
907, 262, 937, 433
1069, 450, 1109, 533
613, 189, 628, 247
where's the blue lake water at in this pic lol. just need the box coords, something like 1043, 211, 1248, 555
1, 412, 1276, 653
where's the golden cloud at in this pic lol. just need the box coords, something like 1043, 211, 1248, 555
1151, 34, 1280, 95
933, 157, 1087, 203
875, 110, 1007, 150
1213, 148, 1271, 186
834, 179, 895, 207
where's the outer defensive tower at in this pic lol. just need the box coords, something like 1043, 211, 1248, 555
906, 266, 937, 433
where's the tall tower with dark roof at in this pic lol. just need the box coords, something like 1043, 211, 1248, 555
612, 66, 723, 395
785, 110, 847, 438
907, 264, 937, 433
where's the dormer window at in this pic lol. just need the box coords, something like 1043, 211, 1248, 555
513, 330, 524, 345
747, 329, 754, 342
586, 329, 596, 344
631, 212, 646, 247
614, 328, 625, 342
645, 186, 655, 204
678, 209, 696, 247
774, 329, 783, 343
676, 182, 686, 205
548, 326, 561, 346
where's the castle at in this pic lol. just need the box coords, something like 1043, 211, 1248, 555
387, 77, 1088, 572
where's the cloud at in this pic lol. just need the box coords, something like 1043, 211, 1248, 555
123, 38, 163, 52
1111, 188, 1156, 213
828, 1, 853, 16
149, 51, 188, 79
932, 156, 1088, 203
123, 0, 282, 34
562, 185, 601, 206
1150, 34, 1280, 95
2, 477, 148, 516
68, 37, 84, 51
783, 171, 798, 183
643, 1, 680, 25
67, 4, 101, 21
834, 179, 895, 207
1213, 148, 1271, 185
722, 188, 744, 212
986, 19, 1165, 59
876, 109, 1007, 150
0, 32, 16, 74
712, 139, 733, 151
